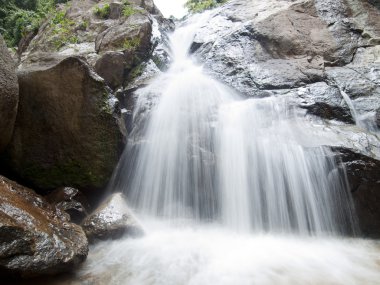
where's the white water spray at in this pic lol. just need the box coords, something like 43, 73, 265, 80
79, 12, 380, 285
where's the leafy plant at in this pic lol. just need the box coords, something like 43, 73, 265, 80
123, 37, 140, 50
50, 9, 78, 49
122, 5, 137, 17
94, 4, 110, 19
185, 0, 227, 13
0, 0, 68, 47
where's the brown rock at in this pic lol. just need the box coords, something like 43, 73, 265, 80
95, 51, 134, 89
0, 176, 88, 277
0, 35, 19, 153
46, 187, 90, 224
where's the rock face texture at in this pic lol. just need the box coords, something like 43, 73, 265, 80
3, 57, 121, 191
82, 192, 144, 242
0, 176, 88, 277
191, 0, 380, 237
0, 35, 19, 153
19, 0, 164, 91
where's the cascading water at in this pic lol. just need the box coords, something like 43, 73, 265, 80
112, 12, 354, 235
78, 12, 380, 285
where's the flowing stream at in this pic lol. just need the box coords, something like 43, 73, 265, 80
79, 12, 380, 285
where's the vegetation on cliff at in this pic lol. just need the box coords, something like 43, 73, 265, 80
185, 0, 227, 13
0, 0, 69, 47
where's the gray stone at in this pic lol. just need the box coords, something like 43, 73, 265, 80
82, 193, 144, 242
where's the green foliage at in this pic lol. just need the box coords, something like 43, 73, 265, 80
122, 37, 140, 50
185, 0, 227, 13
94, 4, 110, 19
0, 0, 69, 47
122, 0, 138, 18
50, 9, 78, 49
122, 5, 137, 17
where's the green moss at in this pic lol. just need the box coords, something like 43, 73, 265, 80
122, 37, 140, 50
94, 3, 110, 19
23, 159, 107, 189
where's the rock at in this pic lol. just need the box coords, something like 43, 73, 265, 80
3, 57, 122, 191
0, 35, 19, 153
376, 108, 380, 127
82, 193, 144, 242
0, 176, 88, 277
95, 51, 134, 89
332, 148, 380, 238
46, 187, 90, 224
95, 13, 152, 56
109, 2, 123, 20
16, 0, 164, 92
298, 82, 354, 123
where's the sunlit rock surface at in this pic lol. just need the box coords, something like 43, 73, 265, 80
190, 0, 380, 237
0, 176, 88, 277
82, 193, 144, 242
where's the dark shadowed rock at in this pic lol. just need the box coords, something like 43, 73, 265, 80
0, 35, 19, 153
82, 192, 144, 242
332, 148, 380, 238
3, 57, 122, 191
0, 176, 88, 277
46, 187, 90, 224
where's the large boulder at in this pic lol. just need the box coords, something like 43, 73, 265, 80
2, 57, 122, 191
82, 192, 144, 242
0, 176, 88, 277
0, 35, 19, 153
193, 0, 380, 124
18, 0, 160, 90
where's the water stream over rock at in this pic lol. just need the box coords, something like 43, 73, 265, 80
78, 11, 380, 285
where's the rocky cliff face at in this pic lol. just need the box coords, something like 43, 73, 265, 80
190, 0, 380, 237
0, 35, 19, 153
1, 0, 172, 193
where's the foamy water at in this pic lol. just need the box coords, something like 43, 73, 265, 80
78, 219, 380, 285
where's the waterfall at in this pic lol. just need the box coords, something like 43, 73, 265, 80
79, 11, 380, 285
111, 13, 355, 235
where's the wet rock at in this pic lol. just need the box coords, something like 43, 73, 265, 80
46, 187, 90, 224
0, 35, 19, 153
82, 193, 144, 242
298, 82, 354, 123
0, 176, 88, 277
332, 148, 380, 238
3, 57, 122, 191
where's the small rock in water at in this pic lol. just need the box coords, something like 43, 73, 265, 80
82, 193, 144, 242
46, 187, 90, 224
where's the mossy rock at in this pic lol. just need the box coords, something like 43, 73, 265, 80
3, 57, 122, 191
